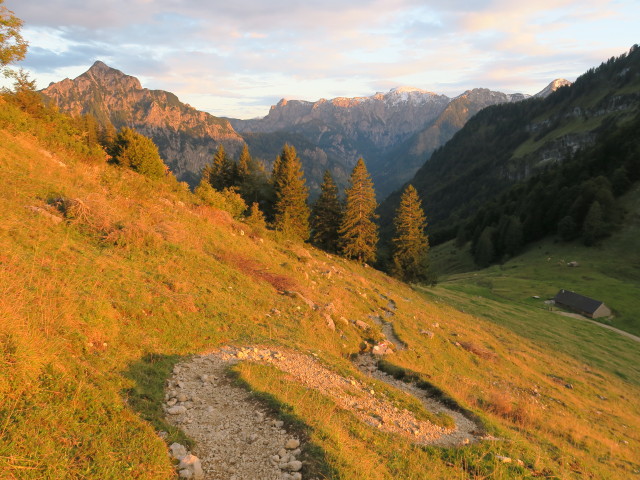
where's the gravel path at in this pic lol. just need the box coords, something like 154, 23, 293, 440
354, 354, 484, 447
165, 349, 306, 480
164, 345, 487, 479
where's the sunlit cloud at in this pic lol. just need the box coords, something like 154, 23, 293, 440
4, 0, 638, 118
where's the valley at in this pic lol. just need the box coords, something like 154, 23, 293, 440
1, 4, 639, 478
1, 89, 639, 479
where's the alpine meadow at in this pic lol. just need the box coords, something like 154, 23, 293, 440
1, 1, 639, 479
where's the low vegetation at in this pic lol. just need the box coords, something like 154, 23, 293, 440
1, 92, 639, 479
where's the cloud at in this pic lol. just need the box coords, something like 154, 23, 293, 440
6, 0, 638, 117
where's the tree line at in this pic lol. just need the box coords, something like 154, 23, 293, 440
197, 141, 433, 282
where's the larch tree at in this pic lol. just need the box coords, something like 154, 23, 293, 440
391, 184, 430, 282
272, 144, 310, 241
311, 170, 343, 252
339, 158, 378, 263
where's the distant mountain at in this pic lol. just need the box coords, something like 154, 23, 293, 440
534, 78, 572, 98
230, 87, 450, 195
230, 86, 535, 198
373, 88, 531, 196
41, 61, 245, 185
379, 46, 640, 246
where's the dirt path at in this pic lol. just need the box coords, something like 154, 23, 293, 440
165, 349, 306, 480
354, 353, 484, 448
556, 311, 640, 343
164, 346, 486, 479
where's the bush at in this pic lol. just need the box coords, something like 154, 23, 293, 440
195, 182, 247, 219
108, 127, 167, 179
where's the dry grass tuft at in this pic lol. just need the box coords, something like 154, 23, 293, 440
218, 252, 298, 292
459, 341, 498, 360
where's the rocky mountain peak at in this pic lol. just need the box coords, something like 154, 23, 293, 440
534, 78, 572, 98
41, 61, 244, 185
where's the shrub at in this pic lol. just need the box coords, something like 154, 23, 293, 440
194, 182, 247, 219
108, 127, 167, 179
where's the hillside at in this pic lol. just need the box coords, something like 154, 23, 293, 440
429, 183, 640, 337
1, 95, 639, 479
380, 46, 640, 243
373, 88, 534, 196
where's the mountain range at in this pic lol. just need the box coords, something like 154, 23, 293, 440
41, 62, 567, 197
379, 45, 640, 247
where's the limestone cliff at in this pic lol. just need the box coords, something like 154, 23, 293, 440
42, 61, 245, 185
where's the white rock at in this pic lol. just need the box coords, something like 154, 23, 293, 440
285, 439, 300, 449
169, 442, 187, 460
179, 454, 204, 480
178, 468, 193, 479
177, 393, 188, 402
286, 460, 303, 472
168, 406, 187, 415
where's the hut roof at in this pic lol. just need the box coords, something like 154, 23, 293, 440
554, 289, 604, 314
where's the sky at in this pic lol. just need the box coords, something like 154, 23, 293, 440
4, 0, 639, 119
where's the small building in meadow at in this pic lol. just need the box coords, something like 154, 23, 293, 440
553, 289, 611, 318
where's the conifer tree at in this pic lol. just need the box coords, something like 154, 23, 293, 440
236, 144, 252, 182
108, 127, 166, 179
209, 144, 232, 190
583, 200, 604, 246
339, 158, 378, 263
391, 185, 429, 282
311, 170, 343, 252
474, 227, 495, 268
272, 144, 310, 240
246, 202, 267, 234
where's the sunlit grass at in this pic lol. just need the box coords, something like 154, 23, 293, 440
1, 101, 639, 479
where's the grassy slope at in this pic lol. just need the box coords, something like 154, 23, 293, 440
432, 185, 640, 337
1, 101, 639, 479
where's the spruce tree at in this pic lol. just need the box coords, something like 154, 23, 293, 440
108, 127, 166, 179
583, 200, 604, 246
391, 185, 429, 282
311, 170, 343, 252
339, 158, 378, 263
272, 144, 310, 241
236, 144, 252, 182
474, 227, 495, 268
209, 144, 232, 190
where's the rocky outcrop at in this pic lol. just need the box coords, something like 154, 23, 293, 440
373, 88, 531, 196
41, 61, 245, 185
534, 78, 572, 99
231, 86, 532, 198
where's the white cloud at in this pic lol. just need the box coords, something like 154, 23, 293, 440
4, 0, 639, 117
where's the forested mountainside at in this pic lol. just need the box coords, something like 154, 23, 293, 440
379, 46, 640, 257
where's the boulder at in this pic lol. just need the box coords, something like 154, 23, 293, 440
169, 443, 187, 460
355, 320, 370, 330
167, 405, 187, 415
285, 438, 300, 449
372, 342, 392, 355
178, 454, 204, 480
